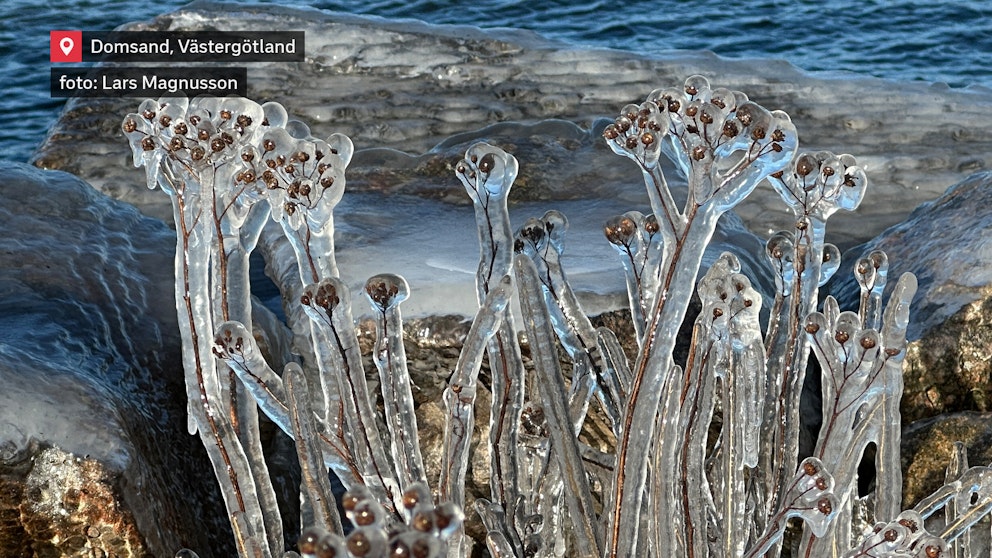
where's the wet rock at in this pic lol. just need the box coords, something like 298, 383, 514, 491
830, 172, 992, 423
14, 445, 144, 557
0, 164, 232, 556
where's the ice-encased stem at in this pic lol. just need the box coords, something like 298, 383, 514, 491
607, 206, 722, 557
302, 278, 400, 513
365, 274, 428, 492
212, 320, 360, 486
874, 272, 915, 523
439, 276, 511, 557
456, 143, 526, 539
214, 178, 284, 556
515, 254, 602, 557
517, 212, 622, 431
166, 167, 272, 557
798, 273, 915, 557
284, 362, 344, 535
759, 215, 825, 537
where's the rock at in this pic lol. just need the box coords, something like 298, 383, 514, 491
0, 164, 233, 556
901, 412, 992, 509
830, 172, 992, 424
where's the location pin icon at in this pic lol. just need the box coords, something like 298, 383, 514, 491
50, 30, 82, 62
60, 37, 74, 57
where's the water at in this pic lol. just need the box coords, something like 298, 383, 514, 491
2, 0, 989, 164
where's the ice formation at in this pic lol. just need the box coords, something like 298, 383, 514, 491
122, 77, 992, 558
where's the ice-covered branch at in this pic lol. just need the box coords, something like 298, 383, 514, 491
604, 76, 797, 557
365, 274, 428, 492
456, 142, 527, 546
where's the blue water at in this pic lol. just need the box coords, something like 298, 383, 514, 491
2, 0, 989, 164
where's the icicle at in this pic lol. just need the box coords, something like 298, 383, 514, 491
365, 273, 429, 491
875, 272, 916, 523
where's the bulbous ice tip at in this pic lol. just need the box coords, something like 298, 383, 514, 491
298, 526, 328, 555
212, 321, 253, 359
855, 250, 888, 290
401, 483, 432, 511
433, 501, 464, 538
301, 278, 344, 312
820, 243, 841, 286
346, 529, 386, 557
364, 273, 410, 311
604, 214, 638, 247
684, 75, 710, 97
765, 231, 794, 262
456, 142, 518, 199
514, 217, 547, 254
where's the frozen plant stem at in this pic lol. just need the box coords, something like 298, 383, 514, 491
602, 76, 797, 556
456, 143, 528, 550
124, 78, 992, 558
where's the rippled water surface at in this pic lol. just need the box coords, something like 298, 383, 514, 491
2, 0, 989, 162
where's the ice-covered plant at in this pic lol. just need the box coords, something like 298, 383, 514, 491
123, 77, 992, 558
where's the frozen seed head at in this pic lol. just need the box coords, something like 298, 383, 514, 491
347, 532, 372, 557
299, 527, 327, 554
365, 274, 410, 311
604, 215, 637, 246
898, 518, 918, 532
433, 502, 462, 537
353, 502, 378, 527
684, 75, 709, 97
304, 280, 342, 313
341, 492, 360, 513
401, 484, 431, 510
644, 214, 659, 234
796, 153, 818, 177
315, 534, 346, 558
817, 498, 833, 515
411, 510, 434, 532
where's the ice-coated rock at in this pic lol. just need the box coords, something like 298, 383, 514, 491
0, 164, 234, 555
32, 1, 992, 280
830, 171, 992, 423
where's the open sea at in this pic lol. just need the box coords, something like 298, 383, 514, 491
1, 0, 989, 164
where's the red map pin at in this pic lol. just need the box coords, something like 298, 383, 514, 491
51, 31, 82, 63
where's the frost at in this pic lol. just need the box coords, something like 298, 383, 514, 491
124, 76, 988, 557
